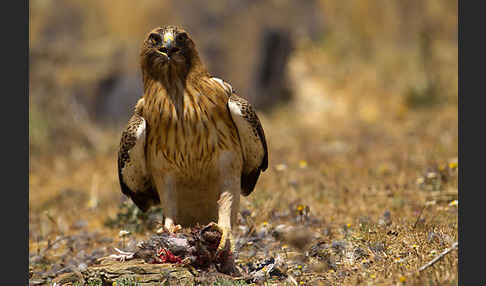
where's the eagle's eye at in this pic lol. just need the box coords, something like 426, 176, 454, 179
148, 33, 162, 46
176, 32, 188, 44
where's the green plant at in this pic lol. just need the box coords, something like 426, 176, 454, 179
104, 201, 164, 233
73, 279, 102, 286
210, 278, 249, 286
114, 277, 142, 286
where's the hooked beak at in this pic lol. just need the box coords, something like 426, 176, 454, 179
157, 32, 179, 58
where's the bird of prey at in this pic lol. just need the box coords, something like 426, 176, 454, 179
117, 26, 268, 257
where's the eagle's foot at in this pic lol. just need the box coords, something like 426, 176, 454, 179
205, 222, 235, 253
218, 225, 235, 254
155, 225, 181, 234
205, 222, 239, 275
157, 218, 182, 234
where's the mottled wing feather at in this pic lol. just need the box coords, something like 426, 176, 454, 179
118, 113, 160, 211
226, 91, 268, 196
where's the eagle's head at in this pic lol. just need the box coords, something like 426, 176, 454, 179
141, 26, 201, 81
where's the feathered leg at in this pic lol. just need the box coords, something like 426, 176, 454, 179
154, 175, 182, 234
216, 191, 236, 253
207, 191, 240, 274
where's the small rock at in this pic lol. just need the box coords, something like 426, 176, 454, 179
331, 240, 347, 252
378, 210, 392, 226
354, 247, 368, 260
369, 242, 386, 254
78, 263, 88, 271
72, 220, 88, 229
28, 279, 45, 285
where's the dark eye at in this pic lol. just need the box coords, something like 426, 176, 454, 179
148, 33, 161, 45
176, 32, 188, 43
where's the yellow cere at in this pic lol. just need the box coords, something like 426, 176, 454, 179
163, 32, 174, 43
399, 276, 407, 282
297, 205, 304, 212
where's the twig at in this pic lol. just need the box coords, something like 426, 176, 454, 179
412, 205, 426, 229
287, 274, 299, 286
40, 236, 67, 256
418, 241, 458, 272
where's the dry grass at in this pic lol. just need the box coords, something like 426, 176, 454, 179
29, 1, 457, 285
29, 98, 458, 285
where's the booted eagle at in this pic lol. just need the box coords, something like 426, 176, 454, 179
117, 26, 268, 257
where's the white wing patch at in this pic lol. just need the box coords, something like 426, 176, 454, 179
227, 97, 265, 174
118, 113, 160, 212
228, 100, 243, 116
119, 116, 149, 192
210, 77, 233, 95
134, 118, 146, 140
226, 94, 268, 196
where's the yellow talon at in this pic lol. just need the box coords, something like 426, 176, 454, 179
205, 222, 239, 275
156, 222, 182, 234
207, 222, 235, 253
218, 226, 235, 253
169, 224, 182, 233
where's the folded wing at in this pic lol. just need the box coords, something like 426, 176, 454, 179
226, 92, 268, 196
118, 113, 159, 211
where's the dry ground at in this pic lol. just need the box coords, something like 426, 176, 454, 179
29, 2, 458, 284
29, 79, 458, 285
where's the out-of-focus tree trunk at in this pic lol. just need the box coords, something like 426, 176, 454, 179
251, 28, 294, 110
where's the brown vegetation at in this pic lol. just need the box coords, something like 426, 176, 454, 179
30, 1, 457, 285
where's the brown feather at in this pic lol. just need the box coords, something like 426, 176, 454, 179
118, 26, 267, 230
117, 110, 160, 212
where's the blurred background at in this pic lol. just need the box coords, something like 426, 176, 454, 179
29, 0, 457, 158
29, 1, 457, 283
